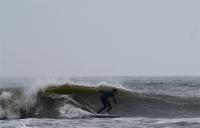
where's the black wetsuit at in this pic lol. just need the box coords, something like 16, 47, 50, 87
97, 91, 117, 113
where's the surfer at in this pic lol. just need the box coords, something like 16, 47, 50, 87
97, 88, 118, 113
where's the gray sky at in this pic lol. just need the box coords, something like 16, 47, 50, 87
0, 0, 200, 77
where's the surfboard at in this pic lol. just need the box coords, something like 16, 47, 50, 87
89, 114, 120, 118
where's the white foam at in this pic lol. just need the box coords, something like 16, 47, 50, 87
67, 79, 132, 91
59, 103, 90, 118
0, 91, 21, 118
0, 91, 12, 100
156, 118, 200, 124
97, 82, 130, 90
0, 118, 38, 128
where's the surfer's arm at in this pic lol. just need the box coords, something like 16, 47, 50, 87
113, 95, 117, 104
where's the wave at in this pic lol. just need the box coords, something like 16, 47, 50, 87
1, 82, 200, 119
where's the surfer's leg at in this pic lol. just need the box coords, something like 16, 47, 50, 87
106, 101, 112, 113
97, 106, 106, 113
97, 99, 107, 113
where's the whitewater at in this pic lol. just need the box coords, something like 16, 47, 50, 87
0, 76, 200, 128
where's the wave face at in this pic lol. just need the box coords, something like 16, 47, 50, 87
0, 77, 200, 119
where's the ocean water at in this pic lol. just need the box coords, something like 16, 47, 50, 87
0, 76, 200, 128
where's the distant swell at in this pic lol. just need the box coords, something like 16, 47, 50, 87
1, 83, 200, 119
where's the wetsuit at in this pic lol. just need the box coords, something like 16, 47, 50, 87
97, 91, 117, 113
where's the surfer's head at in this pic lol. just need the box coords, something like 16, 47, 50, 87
112, 88, 118, 94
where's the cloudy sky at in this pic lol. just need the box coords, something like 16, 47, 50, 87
0, 0, 200, 77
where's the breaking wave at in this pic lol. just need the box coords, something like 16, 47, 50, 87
1, 79, 200, 119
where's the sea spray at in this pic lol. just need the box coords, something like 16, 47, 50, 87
0, 91, 21, 118
0, 78, 70, 119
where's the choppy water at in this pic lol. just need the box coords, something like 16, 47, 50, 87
1, 118, 200, 128
0, 76, 200, 128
